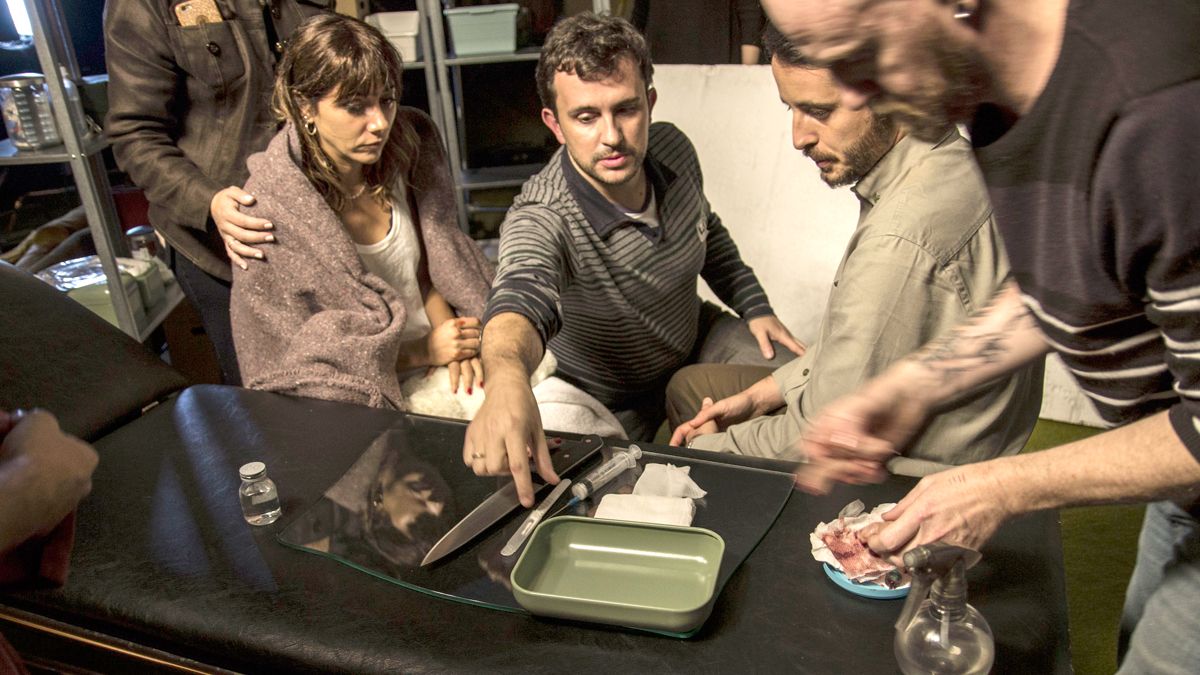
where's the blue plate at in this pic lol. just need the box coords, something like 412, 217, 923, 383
823, 563, 910, 600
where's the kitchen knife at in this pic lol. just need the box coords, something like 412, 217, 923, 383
420, 435, 603, 566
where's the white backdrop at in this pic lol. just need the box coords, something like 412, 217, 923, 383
651, 65, 859, 345
650, 64, 1104, 426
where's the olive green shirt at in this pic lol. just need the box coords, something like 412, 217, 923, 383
693, 130, 1044, 475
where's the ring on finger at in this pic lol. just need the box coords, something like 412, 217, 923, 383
471, 452, 485, 460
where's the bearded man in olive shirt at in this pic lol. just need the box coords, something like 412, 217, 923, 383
668, 28, 1043, 475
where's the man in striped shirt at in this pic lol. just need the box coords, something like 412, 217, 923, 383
463, 13, 804, 506
766, 0, 1200, 671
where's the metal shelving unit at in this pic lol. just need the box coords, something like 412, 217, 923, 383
442, 48, 541, 67
420, 0, 610, 231
404, 0, 445, 134
14, 0, 182, 341
0, 135, 107, 165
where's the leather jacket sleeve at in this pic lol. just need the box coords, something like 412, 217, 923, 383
104, 0, 330, 279
104, 0, 224, 235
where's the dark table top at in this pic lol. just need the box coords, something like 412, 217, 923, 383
1, 385, 1071, 673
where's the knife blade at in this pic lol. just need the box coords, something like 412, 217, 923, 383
420, 435, 603, 566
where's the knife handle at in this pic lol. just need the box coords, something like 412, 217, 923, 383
545, 435, 603, 475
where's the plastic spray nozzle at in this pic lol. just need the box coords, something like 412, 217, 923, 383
895, 543, 982, 631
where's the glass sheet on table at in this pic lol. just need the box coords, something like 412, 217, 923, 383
277, 415, 795, 633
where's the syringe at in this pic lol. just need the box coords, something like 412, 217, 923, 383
566, 444, 643, 506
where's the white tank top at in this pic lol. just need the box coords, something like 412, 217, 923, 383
354, 181, 432, 343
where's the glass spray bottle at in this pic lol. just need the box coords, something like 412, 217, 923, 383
894, 543, 994, 675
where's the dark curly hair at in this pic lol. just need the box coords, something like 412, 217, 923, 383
535, 12, 654, 114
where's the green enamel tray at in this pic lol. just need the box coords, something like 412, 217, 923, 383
510, 516, 725, 633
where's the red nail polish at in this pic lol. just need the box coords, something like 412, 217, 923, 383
467, 387, 473, 395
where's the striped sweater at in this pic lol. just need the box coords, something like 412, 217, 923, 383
484, 122, 774, 408
971, 0, 1200, 461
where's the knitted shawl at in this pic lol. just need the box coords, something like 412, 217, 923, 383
231, 109, 493, 409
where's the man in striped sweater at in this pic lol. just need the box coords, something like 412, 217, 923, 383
463, 13, 804, 506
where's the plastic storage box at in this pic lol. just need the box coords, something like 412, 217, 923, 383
510, 516, 725, 633
443, 4, 518, 57
120, 257, 166, 310
36, 255, 148, 329
365, 12, 421, 63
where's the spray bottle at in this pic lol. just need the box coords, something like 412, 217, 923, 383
894, 543, 994, 675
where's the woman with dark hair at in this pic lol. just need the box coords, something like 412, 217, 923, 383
230, 13, 493, 411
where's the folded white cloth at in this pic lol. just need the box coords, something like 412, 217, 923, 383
633, 463, 707, 499
594, 493, 696, 527
403, 350, 557, 420
533, 376, 627, 439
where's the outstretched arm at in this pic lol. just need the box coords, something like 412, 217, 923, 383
858, 77, 1200, 563
862, 409, 1200, 566
463, 313, 558, 507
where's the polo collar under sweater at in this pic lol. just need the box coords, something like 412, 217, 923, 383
559, 148, 674, 242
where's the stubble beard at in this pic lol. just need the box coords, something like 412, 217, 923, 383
818, 114, 896, 189
577, 144, 644, 188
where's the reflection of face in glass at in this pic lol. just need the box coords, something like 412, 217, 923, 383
477, 540, 516, 591
362, 450, 454, 570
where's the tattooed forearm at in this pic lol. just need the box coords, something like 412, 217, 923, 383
910, 284, 1043, 391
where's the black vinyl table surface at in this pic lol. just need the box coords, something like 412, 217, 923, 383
0, 385, 1072, 674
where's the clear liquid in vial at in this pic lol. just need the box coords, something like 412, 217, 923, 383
238, 462, 282, 526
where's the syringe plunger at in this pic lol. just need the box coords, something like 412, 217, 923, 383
570, 444, 642, 501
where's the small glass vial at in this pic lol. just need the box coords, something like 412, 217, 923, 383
238, 461, 282, 526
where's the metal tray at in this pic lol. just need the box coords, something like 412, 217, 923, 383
510, 516, 725, 633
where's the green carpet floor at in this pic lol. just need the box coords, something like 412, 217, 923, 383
1020, 419, 1143, 675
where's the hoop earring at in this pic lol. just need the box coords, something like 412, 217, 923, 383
303, 119, 317, 136
953, 0, 977, 21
